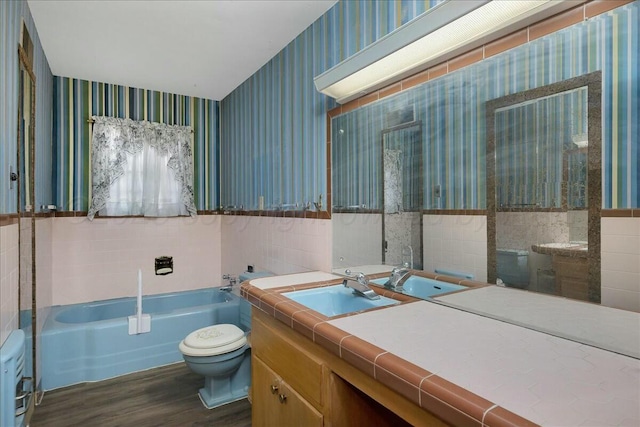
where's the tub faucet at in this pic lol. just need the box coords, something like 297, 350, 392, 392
220, 274, 237, 291
384, 265, 411, 291
342, 272, 380, 300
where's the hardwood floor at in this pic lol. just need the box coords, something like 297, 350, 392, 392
30, 362, 252, 427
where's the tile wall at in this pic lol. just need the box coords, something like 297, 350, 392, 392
0, 223, 19, 346
331, 213, 382, 271
601, 218, 640, 312
51, 216, 222, 305
423, 215, 487, 282
221, 215, 331, 279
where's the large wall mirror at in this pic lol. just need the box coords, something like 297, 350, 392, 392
331, 96, 424, 274
487, 71, 602, 304
17, 23, 38, 396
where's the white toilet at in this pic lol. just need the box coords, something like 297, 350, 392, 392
179, 323, 251, 409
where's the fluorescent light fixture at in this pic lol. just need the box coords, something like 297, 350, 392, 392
315, 0, 583, 104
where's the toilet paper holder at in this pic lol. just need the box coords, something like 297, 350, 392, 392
155, 256, 173, 275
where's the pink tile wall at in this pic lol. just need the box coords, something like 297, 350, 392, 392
221, 215, 331, 278
19, 218, 32, 311
35, 217, 53, 386
331, 213, 382, 269
0, 223, 19, 346
52, 215, 222, 305
601, 218, 640, 312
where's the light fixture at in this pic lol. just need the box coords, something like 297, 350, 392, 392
314, 0, 583, 104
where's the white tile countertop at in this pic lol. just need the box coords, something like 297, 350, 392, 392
329, 300, 640, 426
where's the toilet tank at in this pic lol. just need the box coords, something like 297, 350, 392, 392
496, 249, 529, 287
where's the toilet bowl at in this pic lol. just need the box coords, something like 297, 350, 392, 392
179, 324, 251, 409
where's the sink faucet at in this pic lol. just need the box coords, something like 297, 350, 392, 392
384, 265, 411, 291
342, 272, 380, 300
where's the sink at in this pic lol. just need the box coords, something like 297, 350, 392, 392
371, 276, 466, 299
283, 284, 399, 317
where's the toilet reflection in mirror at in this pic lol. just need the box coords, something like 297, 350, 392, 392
487, 72, 601, 303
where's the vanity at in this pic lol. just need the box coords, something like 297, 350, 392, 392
531, 243, 589, 301
242, 271, 640, 427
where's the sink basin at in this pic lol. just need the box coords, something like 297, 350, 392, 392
283, 284, 399, 317
371, 276, 466, 299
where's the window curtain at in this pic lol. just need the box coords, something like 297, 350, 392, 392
87, 116, 197, 220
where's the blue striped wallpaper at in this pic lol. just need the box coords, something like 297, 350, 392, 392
220, 0, 445, 211
0, 0, 53, 214
52, 77, 220, 211
331, 1, 639, 210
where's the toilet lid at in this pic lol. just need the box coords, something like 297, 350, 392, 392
180, 324, 247, 357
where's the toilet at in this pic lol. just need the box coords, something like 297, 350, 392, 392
496, 249, 529, 288
179, 323, 251, 409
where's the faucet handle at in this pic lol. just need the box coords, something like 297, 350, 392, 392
355, 272, 369, 285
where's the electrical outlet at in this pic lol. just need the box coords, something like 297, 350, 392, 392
434, 184, 441, 198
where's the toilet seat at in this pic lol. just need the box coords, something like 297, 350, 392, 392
179, 324, 247, 357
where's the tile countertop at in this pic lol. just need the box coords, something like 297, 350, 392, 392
242, 271, 640, 427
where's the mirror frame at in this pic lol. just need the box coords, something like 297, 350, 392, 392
486, 71, 602, 303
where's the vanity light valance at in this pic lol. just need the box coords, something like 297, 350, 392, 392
314, 0, 583, 104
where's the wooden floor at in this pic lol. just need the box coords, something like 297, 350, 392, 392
30, 362, 252, 427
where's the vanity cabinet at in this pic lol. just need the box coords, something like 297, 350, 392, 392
252, 356, 323, 427
552, 254, 589, 301
251, 308, 446, 427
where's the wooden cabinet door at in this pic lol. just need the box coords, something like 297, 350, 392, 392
252, 355, 323, 427
278, 380, 323, 427
252, 355, 282, 427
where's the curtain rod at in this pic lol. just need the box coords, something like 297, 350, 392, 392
87, 118, 194, 133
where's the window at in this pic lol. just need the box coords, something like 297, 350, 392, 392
87, 116, 196, 220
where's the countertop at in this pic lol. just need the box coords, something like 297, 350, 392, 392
243, 271, 640, 427
530, 242, 589, 258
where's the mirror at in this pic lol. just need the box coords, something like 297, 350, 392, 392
381, 122, 423, 269
17, 32, 37, 389
331, 98, 423, 275
487, 72, 602, 304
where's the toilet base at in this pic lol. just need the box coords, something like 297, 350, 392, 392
198, 383, 248, 409
196, 348, 251, 409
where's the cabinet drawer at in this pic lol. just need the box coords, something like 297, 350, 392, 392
252, 311, 324, 408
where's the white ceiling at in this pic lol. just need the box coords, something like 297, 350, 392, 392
27, 0, 337, 101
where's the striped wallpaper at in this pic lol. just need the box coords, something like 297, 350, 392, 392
0, 0, 53, 214
331, 1, 639, 210
495, 91, 580, 209
220, 0, 445, 211
52, 77, 220, 211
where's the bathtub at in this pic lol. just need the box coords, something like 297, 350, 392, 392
41, 288, 251, 391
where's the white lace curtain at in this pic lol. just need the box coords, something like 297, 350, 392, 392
87, 116, 197, 220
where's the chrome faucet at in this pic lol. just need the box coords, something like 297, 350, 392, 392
220, 274, 237, 292
342, 271, 380, 300
384, 265, 411, 291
